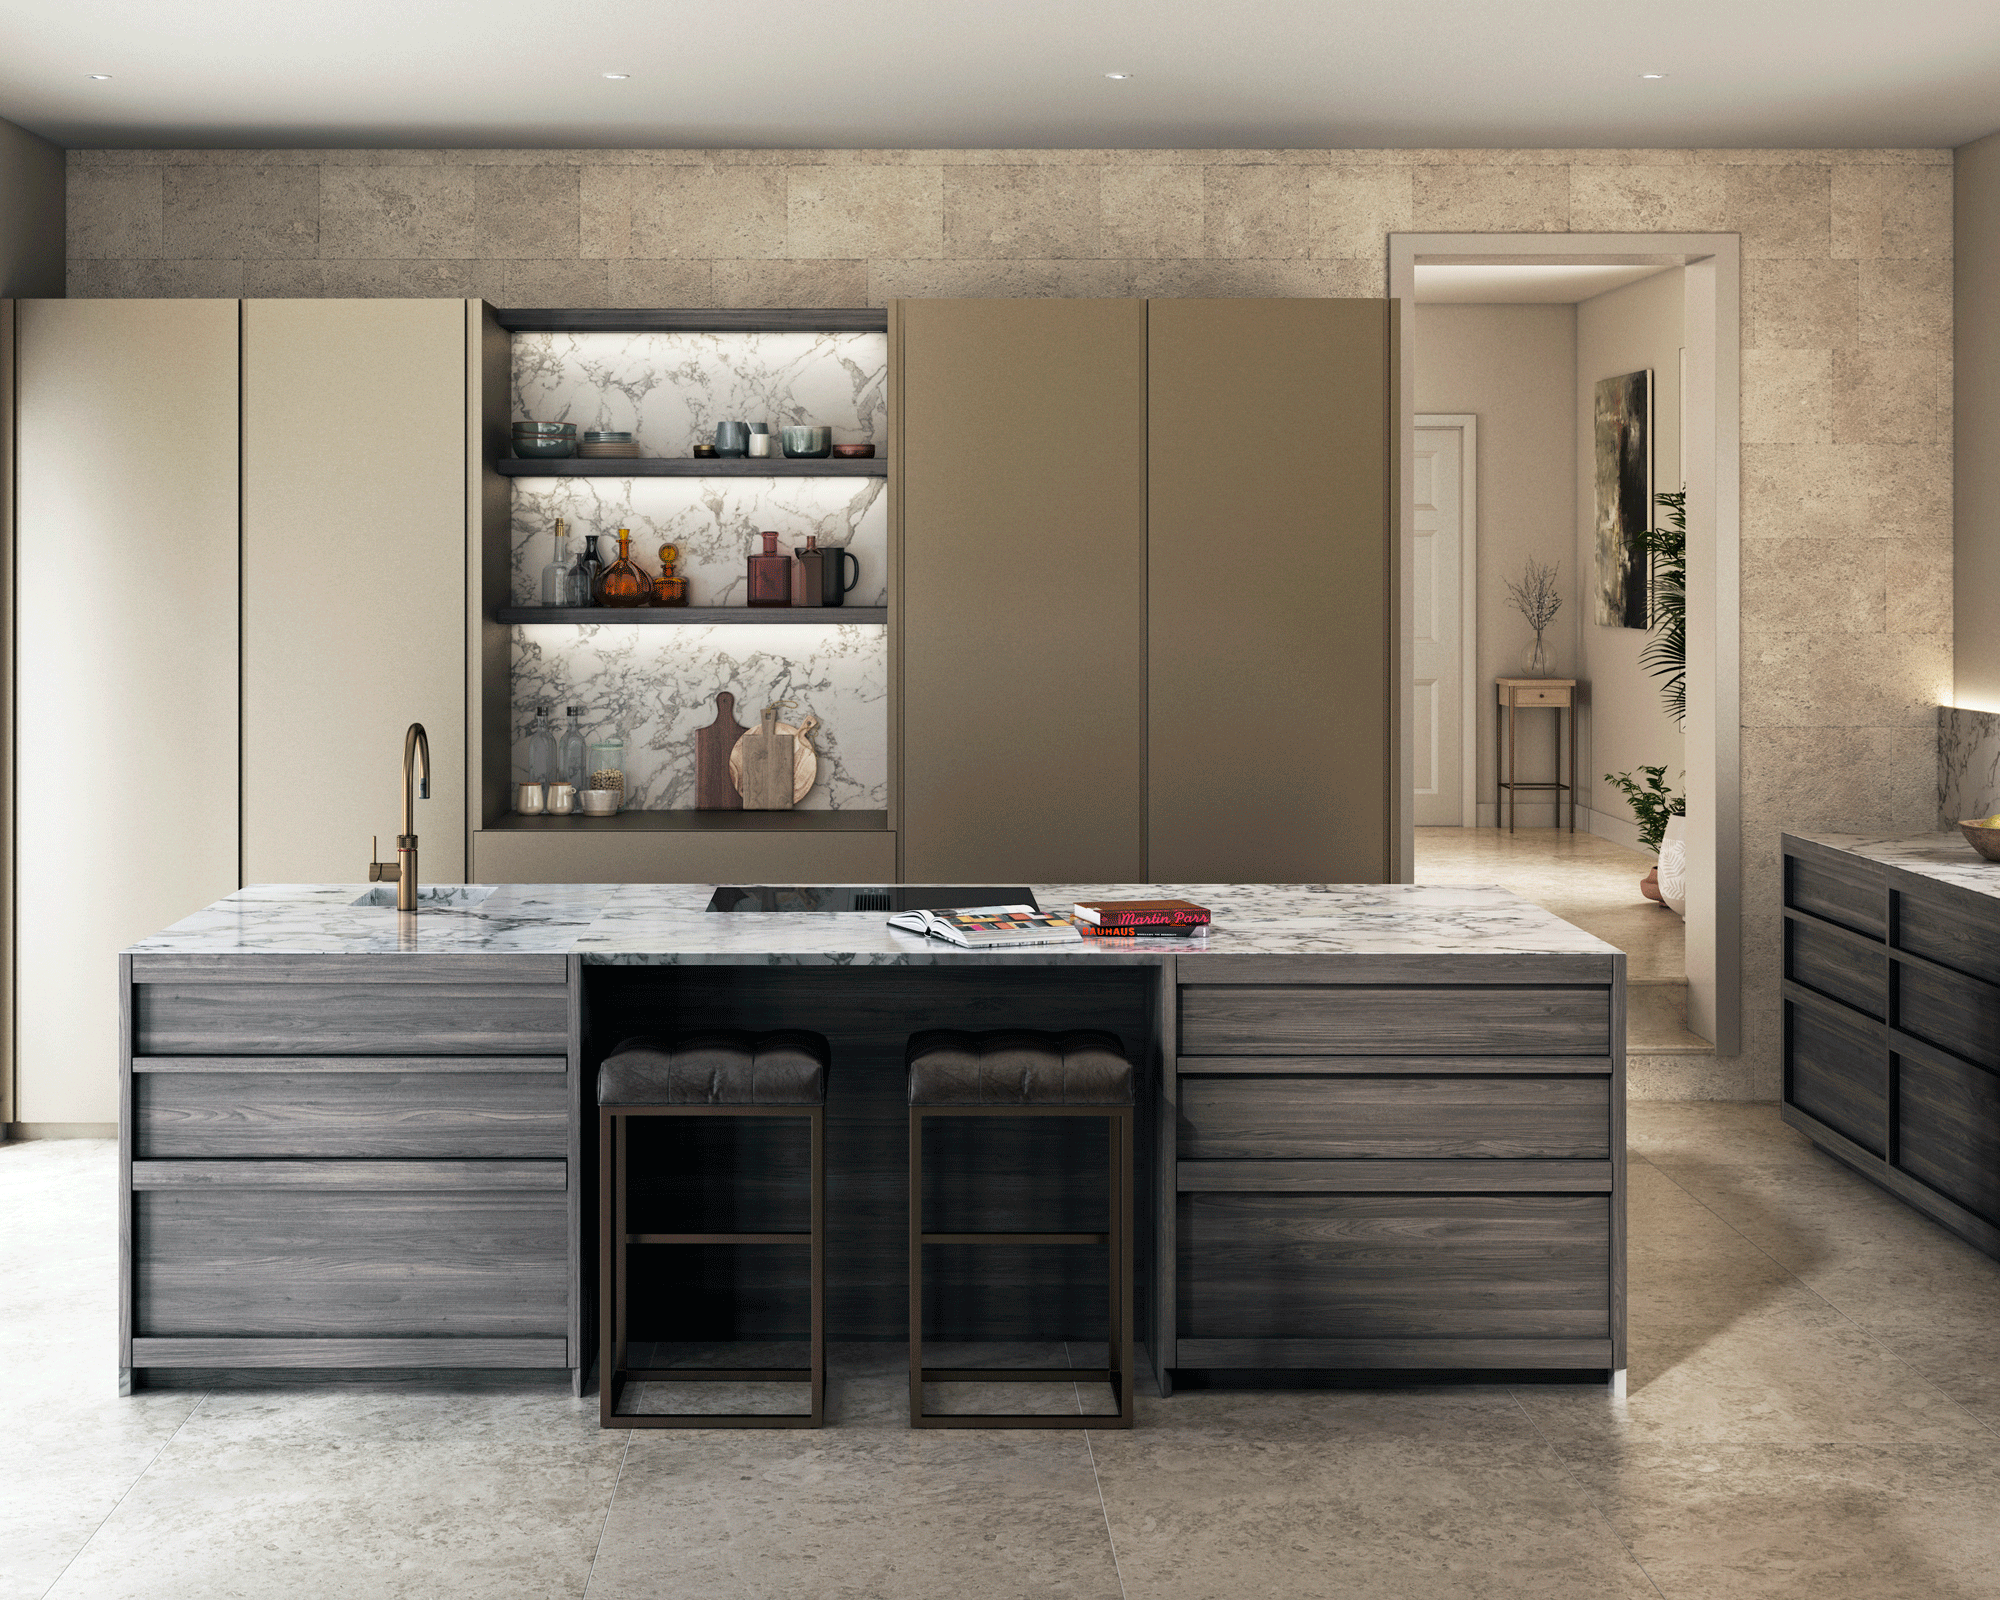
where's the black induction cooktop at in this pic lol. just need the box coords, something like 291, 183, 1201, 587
704, 885, 1037, 914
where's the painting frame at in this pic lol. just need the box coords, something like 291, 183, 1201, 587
1593, 368, 1654, 629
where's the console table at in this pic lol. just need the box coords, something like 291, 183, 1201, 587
1496, 678, 1580, 833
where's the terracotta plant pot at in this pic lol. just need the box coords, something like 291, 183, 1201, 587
1640, 867, 1663, 904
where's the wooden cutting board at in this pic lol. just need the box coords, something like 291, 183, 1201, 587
736, 705, 797, 811
694, 690, 746, 809
730, 714, 818, 805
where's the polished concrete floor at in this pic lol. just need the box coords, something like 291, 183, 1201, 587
9, 1106, 2000, 1599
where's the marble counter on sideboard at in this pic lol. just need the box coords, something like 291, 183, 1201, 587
1788, 831, 2000, 902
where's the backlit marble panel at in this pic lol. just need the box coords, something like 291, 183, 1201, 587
510, 331, 887, 457
1939, 704, 2000, 826
511, 622, 886, 811
509, 475, 887, 608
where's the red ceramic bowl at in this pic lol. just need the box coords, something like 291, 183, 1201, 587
830, 443, 876, 459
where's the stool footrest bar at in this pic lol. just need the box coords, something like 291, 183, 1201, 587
919, 1232, 1109, 1245
922, 1368, 1113, 1383
626, 1232, 811, 1245
624, 1368, 813, 1381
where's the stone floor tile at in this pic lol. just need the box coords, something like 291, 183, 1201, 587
171, 1375, 603, 1444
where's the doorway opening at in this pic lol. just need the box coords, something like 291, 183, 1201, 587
1389, 235, 1742, 1062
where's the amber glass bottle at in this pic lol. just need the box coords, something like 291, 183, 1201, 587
747, 531, 791, 607
594, 529, 654, 608
651, 542, 688, 607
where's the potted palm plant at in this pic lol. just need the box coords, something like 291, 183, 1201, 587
1604, 765, 1685, 912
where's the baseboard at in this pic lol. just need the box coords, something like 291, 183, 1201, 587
3, 1122, 117, 1141
1464, 802, 1650, 854
1580, 805, 1650, 856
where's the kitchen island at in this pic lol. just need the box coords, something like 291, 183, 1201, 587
120, 882, 1626, 1398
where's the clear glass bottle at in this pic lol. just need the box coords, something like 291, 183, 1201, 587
587, 737, 626, 810
568, 533, 602, 607
539, 518, 571, 607
651, 542, 688, 607
594, 528, 654, 608
557, 707, 589, 792
526, 705, 558, 784
747, 530, 791, 607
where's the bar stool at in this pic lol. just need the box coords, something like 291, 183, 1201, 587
906, 1028, 1135, 1429
597, 1029, 828, 1429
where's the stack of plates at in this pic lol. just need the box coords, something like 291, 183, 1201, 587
578, 430, 639, 459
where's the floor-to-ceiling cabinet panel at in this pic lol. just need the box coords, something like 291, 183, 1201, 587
15, 300, 240, 1125
242, 300, 467, 885
1148, 299, 1394, 883
897, 299, 1147, 883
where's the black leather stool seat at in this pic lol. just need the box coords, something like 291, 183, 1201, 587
906, 1028, 1133, 1107
599, 1030, 829, 1107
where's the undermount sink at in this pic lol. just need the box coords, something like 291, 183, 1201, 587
350, 885, 499, 910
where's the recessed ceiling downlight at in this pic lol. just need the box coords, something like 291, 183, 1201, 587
1640, 72, 1667, 80
87, 74, 112, 80
601, 72, 630, 80
1104, 72, 1134, 81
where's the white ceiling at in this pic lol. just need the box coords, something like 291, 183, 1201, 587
3, 0, 1999, 151
1414, 263, 1679, 303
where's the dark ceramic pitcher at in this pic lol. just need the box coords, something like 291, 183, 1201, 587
821, 547, 861, 607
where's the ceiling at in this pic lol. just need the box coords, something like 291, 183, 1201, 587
1414, 263, 1679, 303
4, 0, 1999, 151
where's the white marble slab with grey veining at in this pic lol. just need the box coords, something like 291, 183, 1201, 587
1938, 705, 2000, 829
1791, 831, 2000, 902
127, 881, 1618, 965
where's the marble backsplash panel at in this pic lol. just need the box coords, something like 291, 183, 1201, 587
511, 331, 887, 456
510, 475, 887, 609
1939, 705, 2000, 825
512, 622, 886, 811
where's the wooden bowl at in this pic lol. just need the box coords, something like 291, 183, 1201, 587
830, 443, 875, 459
1958, 820, 2000, 862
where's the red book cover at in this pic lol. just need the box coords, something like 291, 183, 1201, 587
1072, 899, 1211, 928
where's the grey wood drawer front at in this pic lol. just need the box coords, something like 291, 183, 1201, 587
1179, 986, 1610, 1056
1786, 846, 1886, 939
134, 981, 570, 1056
133, 1066, 568, 1159
1898, 1050, 2000, 1229
1895, 879, 2000, 988
1786, 915, 1885, 1019
1178, 1076, 1609, 1160
1787, 993, 1884, 1156
1897, 962, 2000, 1075
1177, 1193, 1609, 1341
135, 1187, 568, 1338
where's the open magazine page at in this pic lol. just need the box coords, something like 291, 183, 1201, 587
886, 904, 1084, 947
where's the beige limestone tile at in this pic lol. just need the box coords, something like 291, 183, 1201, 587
1739, 439, 1951, 543
1832, 345, 1951, 444
442, 148, 588, 166
617, 167, 789, 260
1128, 257, 1382, 298
316, 259, 409, 297
1739, 629, 1950, 729
1859, 257, 1952, 351
1740, 536, 1886, 634
1723, 165, 1832, 258
788, 166, 942, 259
122, 258, 245, 296
1411, 164, 1568, 231
713, 258, 867, 308
1307, 167, 1413, 259
866, 257, 1133, 302
1421, 148, 1579, 166
1097, 166, 1204, 258
1738, 726, 1938, 829
162, 166, 317, 259
320, 166, 474, 259
1870, 1323, 2000, 1434
576, 164, 631, 256
1885, 541, 1953, 634
1628, 1053, 1773, 1101
705, 147, 833, 166
66, 166, 163, 259
942, 166, 1101, 259
471, 165, 578, 260
170, 1377, 603, 1445
65, 259, 131, 295
603, 258, 713, 307
242, 260, 326, 297
1553, 1443, 2000, 1599
1741, 348, 1832, 444
501, 258, 610, 308
1743, 258, 1859, 350
1202, 164, 1308, 258
1566, 164, 1730, 231
1566, 149, 1700, 166
398, 259, 511, 301
1116, 1385, 1545, 1446
1832, 163, 1954, 259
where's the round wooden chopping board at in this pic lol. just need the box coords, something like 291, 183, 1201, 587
729, 714, 819, 804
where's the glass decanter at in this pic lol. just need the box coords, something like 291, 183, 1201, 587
538, 518, 571, 606
651, 542, 688, 607
747, 530, 791, 607
566, 533, 599, 607
593, 528, 654, 608
525, 706, 558, 784
557, 707, 589, 792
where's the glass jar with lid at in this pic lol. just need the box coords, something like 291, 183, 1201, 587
586, 738, 626, 812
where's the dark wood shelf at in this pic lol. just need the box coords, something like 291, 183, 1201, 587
498, 456, 885, 478
492, 307, 888, 334
498, 606, 886, 626
486, 809, 888, 833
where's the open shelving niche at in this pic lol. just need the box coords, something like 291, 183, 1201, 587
471, 306, 896, 874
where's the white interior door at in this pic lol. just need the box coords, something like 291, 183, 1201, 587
1412, 417, 1477, 826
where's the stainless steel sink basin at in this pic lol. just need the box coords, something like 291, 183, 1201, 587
349, 885, 499, 909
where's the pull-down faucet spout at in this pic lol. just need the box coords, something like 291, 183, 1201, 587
368, 723, 431, 911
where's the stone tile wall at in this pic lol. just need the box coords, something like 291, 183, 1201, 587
64, 145, 1958, 1092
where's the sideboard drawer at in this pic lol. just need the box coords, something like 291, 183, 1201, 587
1179, 986, 1610, 1056
134, 981, 571, 1056
1178, 1076, 1609, 1160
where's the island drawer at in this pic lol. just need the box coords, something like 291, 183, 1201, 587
1785, 846, 1886, 940
133, 980, 571, 1056
1786, 916, 1885, 1019
1897, 962, 2000, 1075
1176, 1192, 1610, 1341
132, 1061, 569, 1159
1786, 992, 1885, 1155
1177, 1075, 1610, 1160
1178, 986, 1610, 1055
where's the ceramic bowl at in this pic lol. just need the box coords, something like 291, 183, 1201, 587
512, 436, 576, 458
580, 788, 620, 817
780, 425, 832, 459
1958, 820, 2000, 862
513, 420, 575, 435
582, 431, 632, 442
830, 442, 875, 459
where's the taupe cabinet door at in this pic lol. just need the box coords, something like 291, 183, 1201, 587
897, 299, 1147, 883
241, 301, 467, 885
1149, 300, 1393, 883
14, 301, 241, 1124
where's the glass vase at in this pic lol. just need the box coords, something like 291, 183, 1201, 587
1524, 633, 1551, 677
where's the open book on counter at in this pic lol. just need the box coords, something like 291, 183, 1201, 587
887, 904, 1084, 948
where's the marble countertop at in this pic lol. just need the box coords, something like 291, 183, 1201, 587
126, 881, 1618, 965
1790, 831, 2000, 901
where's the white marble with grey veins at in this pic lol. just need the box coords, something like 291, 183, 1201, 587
1938, 705, 2000, 828
129, 881, 1618, 966
1791, 831, 2000, 902
511, 331, 886, 458
511, 622, 886, 811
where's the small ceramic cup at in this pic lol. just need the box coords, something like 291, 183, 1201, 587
545, 782, 576, 816
780, 425, 832, 459
747, 433, 772, 458
515, 782, 545, 814
713, 420, 750, 458
579, 788, 620, 817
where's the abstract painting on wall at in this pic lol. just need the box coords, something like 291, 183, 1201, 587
1594, 368, 1654, 629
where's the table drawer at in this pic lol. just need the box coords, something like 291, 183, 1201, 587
1178, 1075, 1609, 1160
1502, 686, 1570, 708
133, 1062, 569, 1158
1179, 986, 1610, 1056
134, 981, 570, 1056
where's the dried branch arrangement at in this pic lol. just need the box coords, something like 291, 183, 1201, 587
1505, 558, 1563, 633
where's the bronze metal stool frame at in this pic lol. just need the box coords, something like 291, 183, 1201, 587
908, 1104, 1135, 1429
599, 1103, 825, 1429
